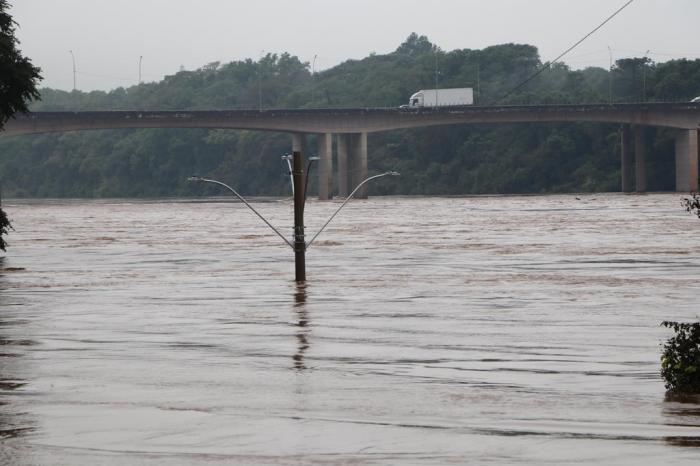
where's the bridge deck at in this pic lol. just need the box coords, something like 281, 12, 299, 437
2, 103, 700, 136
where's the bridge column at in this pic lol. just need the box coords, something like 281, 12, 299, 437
620, 125, 633, 193
350, 132, 368, 199
634, 126, 647, 193
317, 133, 333, 200
337, 134, 350, 197
675, 129, 699, 192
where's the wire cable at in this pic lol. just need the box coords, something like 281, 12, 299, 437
495, 0, 636, 104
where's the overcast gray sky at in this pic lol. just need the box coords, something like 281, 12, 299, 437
11, 0, 700, 91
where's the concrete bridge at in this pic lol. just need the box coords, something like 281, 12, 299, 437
3, 103, 699, 198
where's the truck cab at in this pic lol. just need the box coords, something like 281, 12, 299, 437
408, 91, 423, 107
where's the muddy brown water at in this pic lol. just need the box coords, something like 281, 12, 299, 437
1, 194, 699, 464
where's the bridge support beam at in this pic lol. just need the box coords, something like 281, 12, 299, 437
634, 126, 647, 193
337, 134, 350, 197
317, 133, 333, 200
350, 132, 368, 199
335, 133, 368, 198
621, 125, 633, 193
675, 129, 699, 192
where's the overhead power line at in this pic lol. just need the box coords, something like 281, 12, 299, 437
496, 0, 636, 104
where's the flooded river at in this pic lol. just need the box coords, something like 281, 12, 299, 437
1, 194, 699, 464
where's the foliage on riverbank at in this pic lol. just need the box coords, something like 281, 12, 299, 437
0, 202, 10, 251
0, 0, 42, 249
662, 321, 700, 394
1, 34, 700, 198
682, 193, 700, 218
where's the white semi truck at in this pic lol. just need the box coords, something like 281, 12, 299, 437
403, 88, 474, 108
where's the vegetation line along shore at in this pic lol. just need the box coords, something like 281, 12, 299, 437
1, 34, 700, 198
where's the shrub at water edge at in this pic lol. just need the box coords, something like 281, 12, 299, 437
681, 193, 700, 218
661, 321, 700, 394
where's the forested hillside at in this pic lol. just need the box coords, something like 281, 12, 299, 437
1, 34, 699, 197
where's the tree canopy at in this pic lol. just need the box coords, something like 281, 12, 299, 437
0, 0, 42, 250
0, 0, 41, 125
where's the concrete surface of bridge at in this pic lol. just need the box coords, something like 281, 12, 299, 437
3, 103, 699, 198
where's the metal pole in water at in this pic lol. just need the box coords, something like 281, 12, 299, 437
188, 166, 398, 282
292, 151, 306, 282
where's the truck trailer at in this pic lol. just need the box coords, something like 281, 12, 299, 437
404, 88, 474, 108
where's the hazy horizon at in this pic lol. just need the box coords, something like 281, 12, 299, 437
12, 0, 700, 92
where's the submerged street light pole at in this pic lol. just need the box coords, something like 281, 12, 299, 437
188, 156, 399, 282
292, 151, 306, 282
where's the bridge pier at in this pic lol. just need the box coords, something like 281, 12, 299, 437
634, 126, 647, 193
291, 132, 334, 200
621, 125, 633, 193
317, 133, 333, 200
350, 132, 368, 199
10, 106, 700, 197
675, 129, 699, 192
334, 133, 368, 199
337, 134, 350, 197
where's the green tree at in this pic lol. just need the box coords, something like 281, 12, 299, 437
0, 0, 42, 251
661, 321, 700, 393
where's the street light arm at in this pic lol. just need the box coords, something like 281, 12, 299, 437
187, 176, 294, 250
306, 171, 399, 249
282, 155, 294, 196
303, 157, 320, 215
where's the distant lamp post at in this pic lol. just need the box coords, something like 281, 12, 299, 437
642, 49, 650, 102
434, 46, 439, 107
475, 53, 480, 105
69, 50, 76, 91
258, 49, 265, 111
607, 46, 613, 104
138, 55, 143, 84
311, 54, 317, 106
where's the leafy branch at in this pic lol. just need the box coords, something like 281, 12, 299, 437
661, 321, 700, 393
0, 205, 10, 252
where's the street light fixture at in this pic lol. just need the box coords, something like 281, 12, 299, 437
281, 154, 294, 195
281, 153, 320, 201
